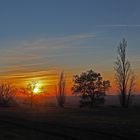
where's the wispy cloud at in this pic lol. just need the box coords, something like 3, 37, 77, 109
98, 24, 140, 27
19, 33, 96, 51
0, 70, 57, 80
0, 33, 96, 85
0, 63, 52, 74
0, 67, 59, 87
0, 33, 96, 65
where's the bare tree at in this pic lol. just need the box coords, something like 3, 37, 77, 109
56, 72, 66, 108
0, 83, 16, 106
26, 81, 38, 108
114, 38, 135, 108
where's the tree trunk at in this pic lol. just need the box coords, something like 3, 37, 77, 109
30, 93, 33, 108
90, 94, 95, 108
121, 92, 126, 107
126, 92, 131, 108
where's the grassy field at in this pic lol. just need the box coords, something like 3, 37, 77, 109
0, 105, 140, 140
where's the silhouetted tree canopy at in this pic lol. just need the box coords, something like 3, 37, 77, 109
114, 38, 135, 108
72, 70, 110, 107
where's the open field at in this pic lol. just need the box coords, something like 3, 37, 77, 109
0, 105, 140, 140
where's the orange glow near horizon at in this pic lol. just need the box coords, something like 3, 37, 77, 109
0, 68, 140, 96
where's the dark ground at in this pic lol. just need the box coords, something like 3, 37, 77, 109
0, 106, 140, 140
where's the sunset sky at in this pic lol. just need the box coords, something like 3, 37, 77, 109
0, 0, 140, 94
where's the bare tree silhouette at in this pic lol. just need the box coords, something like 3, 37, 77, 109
114, 38, 135, 108
56, 72, 66, 108
26, 81, 38, 108
72, 70, 110, 107
0, 83, 16, 106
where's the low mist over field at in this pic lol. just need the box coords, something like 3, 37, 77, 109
15, 95, 140, 108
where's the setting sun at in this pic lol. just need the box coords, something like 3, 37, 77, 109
33, 87, 39, 93
33, 83, 41, 94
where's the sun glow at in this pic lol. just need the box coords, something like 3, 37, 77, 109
33, 87, 39, 93
33, 83, 41, 94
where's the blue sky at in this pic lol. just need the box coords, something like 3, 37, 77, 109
0, 0, 140, 92
0, 0, 140, 40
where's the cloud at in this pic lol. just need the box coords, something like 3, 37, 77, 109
0, 33, 96, 64
0, 33, 96, 84
98, 24, 140, 27
56, 34, 96, 42
0, 54, 40, 62
18, 33, 96, 51
0, 63, 52, 74
0, 68, 59, 86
